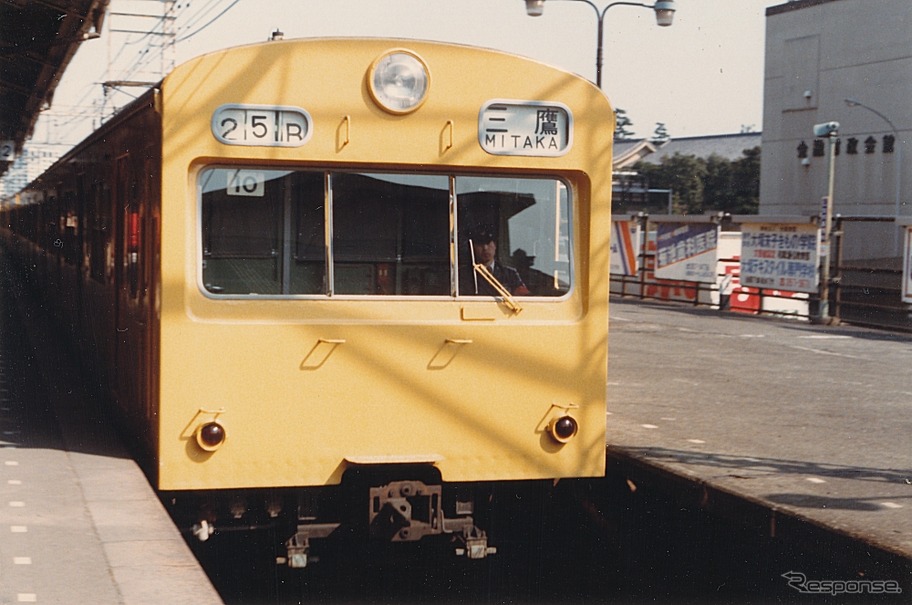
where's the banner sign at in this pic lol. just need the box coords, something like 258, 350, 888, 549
903, 226, 912, 303
610, 219, 641, 276
654, 222, 719, 283
740, 223, 819, 293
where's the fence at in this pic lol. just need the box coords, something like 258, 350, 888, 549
610, 214, 911, 332
832, 217, 908, 330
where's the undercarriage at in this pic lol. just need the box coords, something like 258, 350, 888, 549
283, 477, 496, 568
168, 465, 502, 568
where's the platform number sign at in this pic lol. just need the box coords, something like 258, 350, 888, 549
212, 104, 312, 148
0, 140, 14, 161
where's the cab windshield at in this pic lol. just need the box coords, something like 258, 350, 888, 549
199, 168, 571, 298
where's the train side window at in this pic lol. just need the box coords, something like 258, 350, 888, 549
62, 190, 79, 266
330, 172, 449, 296
88, 181, 107, 284
456, 177, 571, 297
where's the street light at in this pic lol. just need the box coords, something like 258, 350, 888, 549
523, 0, 676, 88
844, 97, 903, 254
813, 120, 839, 323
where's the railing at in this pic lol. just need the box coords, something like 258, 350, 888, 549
610, 214, 911, 332
831, 216, 908, 330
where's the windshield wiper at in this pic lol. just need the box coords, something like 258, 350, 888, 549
469, 239, 523, 315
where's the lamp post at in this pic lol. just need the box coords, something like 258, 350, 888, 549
523, 0, 676, 88
813, 121, 840, 323
844, 97, 903, 254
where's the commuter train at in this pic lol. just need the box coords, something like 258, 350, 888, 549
0, 38, 613, 566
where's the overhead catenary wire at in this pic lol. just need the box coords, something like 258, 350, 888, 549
178, 0, 226, 33
176, 0, 242, 42
19, 0, 245, 176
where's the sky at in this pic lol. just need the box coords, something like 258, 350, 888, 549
33, 0, 781, 150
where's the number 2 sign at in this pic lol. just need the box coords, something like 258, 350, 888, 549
0, 140, 14, 161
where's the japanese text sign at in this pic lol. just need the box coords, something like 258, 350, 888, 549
654, 222, 719, 283
740, 223, 819, 293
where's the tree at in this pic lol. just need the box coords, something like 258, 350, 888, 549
703, 154, 733, 211
614, 108, 635, 139
651, 122, 670, 144
664, 154, 707, 214
634, 153, 705, 214
632, 146, 760, 215
728, 146, 761, 214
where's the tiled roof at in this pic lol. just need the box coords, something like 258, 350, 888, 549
615, 132, 762, 166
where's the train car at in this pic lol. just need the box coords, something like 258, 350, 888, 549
0, 37, 614, 567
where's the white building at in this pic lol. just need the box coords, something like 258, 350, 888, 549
0, 145, 58, 199
761, 0, 911, 260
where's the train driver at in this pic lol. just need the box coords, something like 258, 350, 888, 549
463, 226, 531, 297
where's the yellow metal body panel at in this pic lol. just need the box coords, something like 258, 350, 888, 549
157, 38, 613, 490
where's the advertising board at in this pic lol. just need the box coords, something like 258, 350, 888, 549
740, 223, 819, 294
610, 219, 641, 276
654, 221, 719, 283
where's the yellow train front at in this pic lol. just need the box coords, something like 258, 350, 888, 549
0, 36, 612, 565
162, 38, 611, 565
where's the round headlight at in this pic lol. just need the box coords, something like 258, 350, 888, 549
368, 50, 430, 114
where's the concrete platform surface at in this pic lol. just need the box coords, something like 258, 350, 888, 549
607, 298, 912, 560
0, 260, 223, 605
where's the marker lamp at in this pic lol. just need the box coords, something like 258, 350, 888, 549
368, 50, 430, 114
196, 421, 227, 451
548, 415, 579, 444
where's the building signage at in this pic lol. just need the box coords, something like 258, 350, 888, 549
654, 222, 719, 283
610, 219, 641, 276
212, 104, 312, 147
740, 223, 819, 293
478, 100, 572, 157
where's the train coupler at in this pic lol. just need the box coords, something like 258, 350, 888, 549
369, 480, 444, 542
369, 479, 496, 559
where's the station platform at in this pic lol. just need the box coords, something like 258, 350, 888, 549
0, 262, 223, 604
607, 298, 912, 568
3, 251, 910, 602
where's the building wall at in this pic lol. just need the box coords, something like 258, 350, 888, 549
761, 0, 911, 259
0, 145, 58, 199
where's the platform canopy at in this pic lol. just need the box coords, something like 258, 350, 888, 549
0, 0, 109, 177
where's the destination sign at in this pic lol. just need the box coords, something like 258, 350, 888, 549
478, 100, 572, 157
212, 104, 312, 148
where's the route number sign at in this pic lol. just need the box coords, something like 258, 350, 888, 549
212, 104, 312, 147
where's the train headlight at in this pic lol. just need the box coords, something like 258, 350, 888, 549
368, 49, 430, 114
196, 421, 227, 452
548, 415, 579, 444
